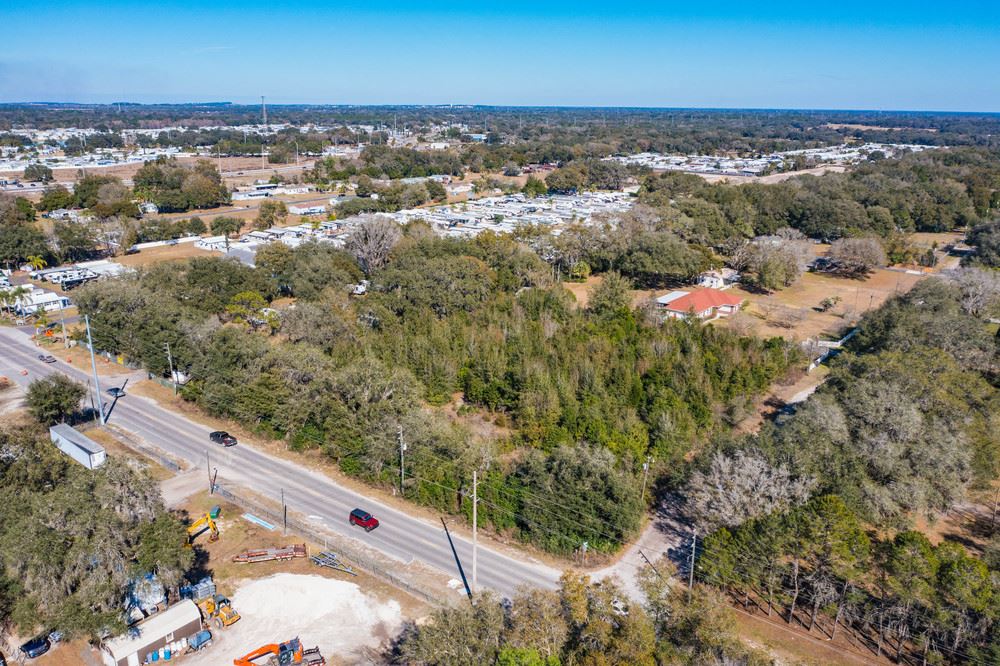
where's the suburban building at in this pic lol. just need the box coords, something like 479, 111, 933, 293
195, 235, 231, 251
696, 268, 741, 290
3, 283, 72, 316
288, 204, 326, 215
101, 599, 202, 666
655, 288, 743, 320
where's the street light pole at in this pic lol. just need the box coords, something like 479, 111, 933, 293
164, 341, 177, 395
398, 426, 406, 495
84, 315, 106, 424
640, 455, 653, 503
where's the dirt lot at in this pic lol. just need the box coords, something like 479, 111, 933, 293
562, 275, 659, 311
0, 155, 315, 190
114, 241, 217, 268
733, 608, 889, 665
178, 491, 425, 664
719, 267, 924, 342
695, 164, 848, 185
565, 264, 920, 343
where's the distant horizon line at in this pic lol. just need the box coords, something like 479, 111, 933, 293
1, 101, 999, 116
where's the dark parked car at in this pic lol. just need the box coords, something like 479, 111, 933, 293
209, 431, 238, 447
349, 508, 379, 532
20, 636, 50, 659
106, 387, 126, 398
37, 354, 56, 363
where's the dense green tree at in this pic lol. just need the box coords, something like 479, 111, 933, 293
0, 419, 190, 637
53, 220, 99, 262
23, 163, 53, 183
37, 185, 74, 211
255, 199, 288, 229
25, 375, 86, 424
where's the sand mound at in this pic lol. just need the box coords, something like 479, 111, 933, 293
184, 573, 403, 665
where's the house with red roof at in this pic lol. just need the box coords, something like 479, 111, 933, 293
654, 287, 743, 321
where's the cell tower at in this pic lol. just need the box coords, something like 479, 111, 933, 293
261, 95, 267, 128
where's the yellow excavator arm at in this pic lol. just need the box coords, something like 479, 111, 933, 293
186, 512, 219, 546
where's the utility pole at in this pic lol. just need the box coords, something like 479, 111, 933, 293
261, 95, 267, 128
398, 426, 407, 495
688, 529, 697, 599
640, 455, 653, 503
281, 488, 287, 536
164, 341, 177, 395
84, 315, 106, 424
58, 301, 68, 349
992, 487, 1000, 532
472, 469, 478, 595
206, 451, 213, 493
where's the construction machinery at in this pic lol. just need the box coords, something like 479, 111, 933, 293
196, 594, 241, 629
186, 510, 220, 546
186, 629, 213, 653
233, 637, 324, 666
232, 544, 307, 564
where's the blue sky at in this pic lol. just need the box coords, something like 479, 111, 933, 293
1, 1, 999, 111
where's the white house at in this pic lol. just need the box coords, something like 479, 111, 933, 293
5, 284, 72, 316
696, 268, 741, 290
288, 205, 326, 216
195, 235, 230, 252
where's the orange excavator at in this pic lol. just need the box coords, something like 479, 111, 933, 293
233, 637, 325, 666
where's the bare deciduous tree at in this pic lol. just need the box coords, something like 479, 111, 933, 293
346, 215, 402, 275
729, 227, 813, 291
686, 449, 815, 530
826, 237, 887, 276
945, 266, 1000, 317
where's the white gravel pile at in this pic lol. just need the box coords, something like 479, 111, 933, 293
184, 573, 403, 665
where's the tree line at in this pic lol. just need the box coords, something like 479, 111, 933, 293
74, 224, 795, 555
0, 394, 191, 639
684, 277, 1000, 662
391, 565, 772, 665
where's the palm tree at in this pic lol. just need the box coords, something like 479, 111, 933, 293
9, 286, 29, 319
26, 255, 47, 272
1, 285, 29, 320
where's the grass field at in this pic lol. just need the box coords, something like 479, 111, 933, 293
722, 267, 923, 342
114, 241, 217, 268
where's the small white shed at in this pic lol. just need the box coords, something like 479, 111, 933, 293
101, 600, 203, 666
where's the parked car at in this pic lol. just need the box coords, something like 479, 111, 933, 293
106, 387, 126, 398
37, 354, 56, 363
349, 508, 379, 532
209, 431, 238, 447
19, 636, 50, 659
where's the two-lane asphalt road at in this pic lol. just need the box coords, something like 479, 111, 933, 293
0, 327, 560, 598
